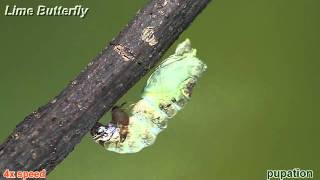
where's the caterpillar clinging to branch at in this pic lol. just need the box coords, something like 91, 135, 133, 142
91, 39, 207, 153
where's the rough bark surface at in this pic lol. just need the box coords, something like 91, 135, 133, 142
0, 0, 211, 175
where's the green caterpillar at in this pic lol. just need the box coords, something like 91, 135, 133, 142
91, 39, 207, 153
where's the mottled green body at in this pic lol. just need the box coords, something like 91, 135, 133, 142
142, 39, 207, 118
93, 39, 207, 153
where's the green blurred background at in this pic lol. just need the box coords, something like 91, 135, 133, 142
0, 0, 319, 179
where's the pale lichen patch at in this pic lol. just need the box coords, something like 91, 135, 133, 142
162, 0, 168, 6
33, 111, 41, 119
32, 152, 37, 159
113, 44, 135, 61
141, 26, 158, 46
71, 80, 78, 85
159, 10, 165, 16
13, 133, 20, 140
51, 98, 57, 104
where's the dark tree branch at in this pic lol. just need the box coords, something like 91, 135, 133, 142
0, 0, 211, 175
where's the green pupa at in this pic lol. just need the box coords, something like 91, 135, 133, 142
91, 39, 207, 153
